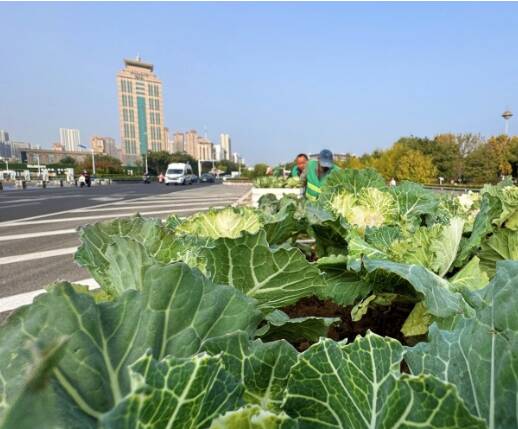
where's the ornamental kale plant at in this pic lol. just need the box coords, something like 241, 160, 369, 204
0, 168, 517, 428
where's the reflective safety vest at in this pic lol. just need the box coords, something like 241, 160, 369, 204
291, 165, 301, 177
305, 159, 338, 201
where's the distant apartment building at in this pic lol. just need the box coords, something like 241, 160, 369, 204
198, 137, 214, 160
117, 57, 166, 165
0, 130, 9, 143
10, 142, 32, 161
232, 152, 243, 165
91, 136, 119, 158
220, 133, 231, 160
171, 132, 185, 153
0, 130, 11, 158
20, 148, 89, 165
59, 128, 81, 152
184, 130, 199, 159
52, 143, 65, 152
213, 144, 223, 161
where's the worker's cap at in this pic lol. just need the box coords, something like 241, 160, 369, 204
319, 149, 334, 167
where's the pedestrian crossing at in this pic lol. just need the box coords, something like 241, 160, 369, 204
0, 184, 251, 316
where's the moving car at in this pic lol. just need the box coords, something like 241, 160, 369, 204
200, 173, 215, 183
165, 163, 194, 185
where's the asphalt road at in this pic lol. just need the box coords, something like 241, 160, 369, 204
0, 182, 216, 222
0, 183, 251, 319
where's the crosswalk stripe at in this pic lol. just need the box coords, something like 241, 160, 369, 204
0, 229, 77, 242
0, 278, 100, 313
0, 206, 224, 227
0, 247, 78, 265
71, 200, 234, 212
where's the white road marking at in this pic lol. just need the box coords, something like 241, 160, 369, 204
90, 197, 124, 202
0, 191, 179, 225
0, 247, 78, 265
0, 206, 224, 227
0, 278, 100, 313
0, 202, 40, 210
72, 200, 234, 212
0, 229, 76, 242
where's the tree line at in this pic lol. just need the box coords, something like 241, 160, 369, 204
339, 134, 518, 184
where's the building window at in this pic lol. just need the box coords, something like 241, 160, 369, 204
155, 113, 160, 125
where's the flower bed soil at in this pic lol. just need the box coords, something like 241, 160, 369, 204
282, 296, 417, 352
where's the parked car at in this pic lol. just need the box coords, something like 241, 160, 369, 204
165, 163, 194, 185
200, 173, 215, 183
191, 174, 199, 184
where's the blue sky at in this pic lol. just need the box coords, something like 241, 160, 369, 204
1, 2, 518, 164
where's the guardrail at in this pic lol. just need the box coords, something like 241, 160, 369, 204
423, 184, 482, 193
0, 178, 114, 190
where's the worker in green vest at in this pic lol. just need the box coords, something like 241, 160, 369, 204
291, 153, 308, 177
303, 149, 339, 201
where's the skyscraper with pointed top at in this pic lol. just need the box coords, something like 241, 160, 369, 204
117, 57, 166, 165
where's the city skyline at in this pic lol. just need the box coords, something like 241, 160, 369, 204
1, 2, 518, 163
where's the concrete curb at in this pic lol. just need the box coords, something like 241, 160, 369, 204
232, 188, 253, 207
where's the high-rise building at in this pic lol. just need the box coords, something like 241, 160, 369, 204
10, 141, 31, 161
117, 57, 166, 165
0, 130, 9, 143
198, 137, 214, 160
91, 136, 119, 158
59, 128, 81, 152
172, 132, 185, 153
213, 144, 223, 161
0, 130, 11, 158
220, 133, 231, 160
184, 130, 199, 159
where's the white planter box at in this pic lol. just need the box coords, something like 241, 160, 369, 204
251, 187, 303, 207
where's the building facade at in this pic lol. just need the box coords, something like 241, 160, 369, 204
59, 128, 81, 152
198, 137, 214, 160
213, 144, 223, 161
220, 133, 231, 160
117, 57, 166, 165
20, 148, 89, 165
0, 130, 9, 144
0, 130, 11, 159
10, 142, 33, 161
91, 136, 119, 158
184, 130, 199, 159
172, 132, 185, 153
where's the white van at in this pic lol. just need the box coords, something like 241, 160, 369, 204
165, 163, 194, 185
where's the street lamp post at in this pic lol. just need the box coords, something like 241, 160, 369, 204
91, 149, 96, 176
502, 110, 513, 135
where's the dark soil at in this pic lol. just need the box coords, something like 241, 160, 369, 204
282, 296, 418, 352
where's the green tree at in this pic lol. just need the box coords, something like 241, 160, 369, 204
394, 149, 437, 182
58, 156, 77, 166
147, 151, 173, 175
253, 163, 269, 178
464, 144, 496, 184
80, 155, 123, 175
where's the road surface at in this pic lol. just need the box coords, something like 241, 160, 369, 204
0, 183, 251, 318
